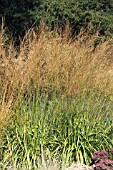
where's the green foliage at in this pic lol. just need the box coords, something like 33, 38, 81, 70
27, 0, 113, 36
0, 90, 113, 169
0, 0, 113, 40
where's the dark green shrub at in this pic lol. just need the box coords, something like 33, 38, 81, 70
0, 0, 113, 40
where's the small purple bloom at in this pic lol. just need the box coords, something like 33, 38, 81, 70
92, 150, 113, 170
98, 158, 113, 165
99, 151, 108, 159
92, 151, 101, 161
92, 151, 108, 161
104, 159, 113, 165
95, 163, 107, 170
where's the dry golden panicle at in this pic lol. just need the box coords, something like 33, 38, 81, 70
0, 26, 113, 134
0, 27, 113, 99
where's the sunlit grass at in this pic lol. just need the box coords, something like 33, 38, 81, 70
0, 24, 113, 169
0, 90, 113, 169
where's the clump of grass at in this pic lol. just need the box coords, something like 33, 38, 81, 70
0, 90, 113, 169
0, 24, 113, 101
0, 24, 113, 169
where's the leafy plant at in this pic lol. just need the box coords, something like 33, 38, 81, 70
91, 149, 113, 170
0, 0, 113, 41
0, 25, 113, 170
0, 91, 113, 169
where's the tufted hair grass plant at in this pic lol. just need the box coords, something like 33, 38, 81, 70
0, 90, 113, 169
0, 24, 113, 169
0, 24, 113, 129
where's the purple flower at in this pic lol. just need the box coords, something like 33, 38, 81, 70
99, 159, 113, 165
92, 151, 101, 161
92, 150, 113, 170
103, 159, 113, 165
95, 163, 107, 170
110, 148, 113, 155
99, 151, 108, 159
92, 151, 108, 161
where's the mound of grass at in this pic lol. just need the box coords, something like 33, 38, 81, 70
0, 90, 113, 169
0, 26, 113, 169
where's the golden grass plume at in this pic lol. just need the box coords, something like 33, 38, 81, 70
0, 24, 113, 132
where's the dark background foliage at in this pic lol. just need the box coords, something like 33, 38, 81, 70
0, 0, 113, 41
